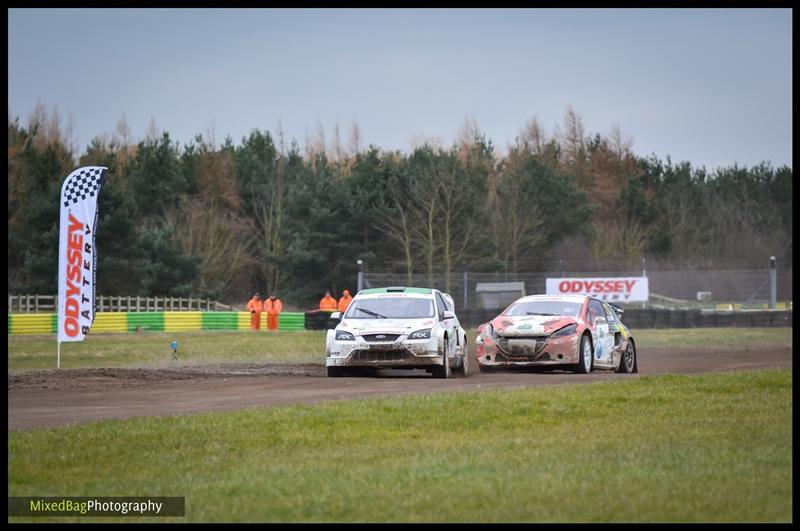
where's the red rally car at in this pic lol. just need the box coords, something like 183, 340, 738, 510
475, 294, 638, 374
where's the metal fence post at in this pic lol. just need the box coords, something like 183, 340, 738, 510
770, 256, 777, 309
463, 270, 468, 309
642, 257, 647, 309
357, 259, 364, 292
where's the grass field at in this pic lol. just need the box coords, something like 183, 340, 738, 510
8, 369, 792, 522
7, 327, 793, 372
631, 327, 792, 350
8, 330, 325, 372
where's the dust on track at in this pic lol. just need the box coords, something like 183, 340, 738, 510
8, 346, 792, 431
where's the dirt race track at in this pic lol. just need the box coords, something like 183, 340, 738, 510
8, 346, 792, 431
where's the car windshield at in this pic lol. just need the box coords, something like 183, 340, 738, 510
504, 300, 582, 318
344, 297, 435, 319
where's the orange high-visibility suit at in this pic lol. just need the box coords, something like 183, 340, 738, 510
338, 290, 353, 314
263, 297, 283, 331
246, 296, 262, 330
319, 294, 338, 311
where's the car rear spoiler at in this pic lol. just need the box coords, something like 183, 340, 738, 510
608, 302, 624, 315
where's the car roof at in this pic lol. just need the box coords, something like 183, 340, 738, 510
514, 294, 587, 304
357, 287, 434, 297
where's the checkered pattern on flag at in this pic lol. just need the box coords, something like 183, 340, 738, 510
57, 166, 108, 342
62, 167, 105, 207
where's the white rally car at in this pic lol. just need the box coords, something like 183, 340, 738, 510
325, 287, 469, 378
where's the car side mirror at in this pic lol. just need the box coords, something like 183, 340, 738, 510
330, 311, 341, 320
594, 316, 606, 326
442, 310, 456, 320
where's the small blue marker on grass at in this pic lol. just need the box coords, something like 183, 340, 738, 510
171, 340, 178, 360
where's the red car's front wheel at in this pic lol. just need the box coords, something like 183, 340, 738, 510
575, 333, 593, 374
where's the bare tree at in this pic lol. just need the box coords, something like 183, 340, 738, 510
455, 115, 481, 161
170, 199, 250, 296
432, 162, 477, 292
65, 110, 77, 161
205, 119, 217, 150
276, 116, 286, 154
375, 188, 416, 284
348, 120, 362, 156
247, 145, 288, 294
560, 106, 589, 187
145, 116, 159, 140
332, 120, 343, 162
303, 125, 314, 161
160, 140, 250, 295
409, 133, 444, 153
518, 115, 547, 155
114, 113, 132, 146
488, 159, 547, 272
27, 101, 66, 150
609, 123, 632, 159
113, 113, 135, 164
315, 119, 326, 158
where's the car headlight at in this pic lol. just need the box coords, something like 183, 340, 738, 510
481, 323, 496, 338
408, 329, 431, 340
335, 330, 356, 341
550, 324, 578, 339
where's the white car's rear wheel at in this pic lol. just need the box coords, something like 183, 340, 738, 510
455, 339, 470, 376
460, 346, 470, 376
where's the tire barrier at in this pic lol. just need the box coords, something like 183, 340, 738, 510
304, 310, 337, 330
7, 311, 307, 335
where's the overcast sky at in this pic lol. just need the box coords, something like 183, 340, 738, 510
8, 8, 793, 170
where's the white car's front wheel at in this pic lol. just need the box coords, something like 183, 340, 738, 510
433, 338, 451, 379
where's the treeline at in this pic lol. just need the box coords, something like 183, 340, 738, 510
8, 106, 792, 307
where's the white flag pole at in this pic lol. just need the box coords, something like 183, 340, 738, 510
57, 340, 61, 369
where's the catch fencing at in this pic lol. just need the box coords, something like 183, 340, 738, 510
362, 258, 792, 313
7, 295, 234, 314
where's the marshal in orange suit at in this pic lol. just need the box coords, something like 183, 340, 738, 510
263, 294, 283, 332
337, 289, 353, 314
319, 291, 338, 311
246, 293, 262, 330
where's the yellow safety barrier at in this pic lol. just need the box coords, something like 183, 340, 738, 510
91, 312, 128, 333
164, 311, 203, 332
10, 314, 53, 335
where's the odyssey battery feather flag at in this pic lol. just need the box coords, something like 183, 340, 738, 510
57, 166, 107, 345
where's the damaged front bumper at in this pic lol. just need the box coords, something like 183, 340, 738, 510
475, 333, 581, 367
326, 336, 443, 369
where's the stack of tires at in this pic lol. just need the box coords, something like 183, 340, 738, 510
304, 310, 338, 330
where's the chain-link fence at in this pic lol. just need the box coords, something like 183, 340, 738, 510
362, 258, 792, 311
